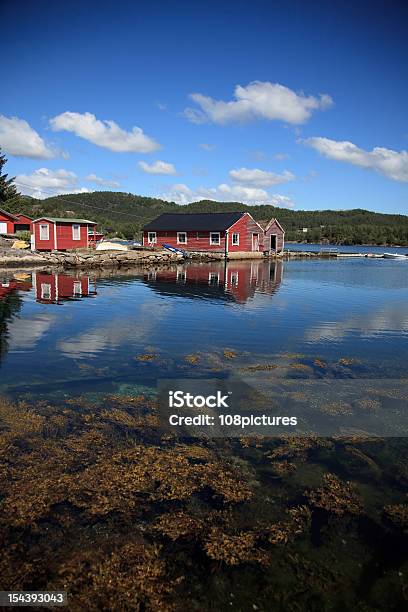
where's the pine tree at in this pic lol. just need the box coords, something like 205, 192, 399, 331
0, 149, 20, 209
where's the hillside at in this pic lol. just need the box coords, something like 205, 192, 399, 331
11, 191, 408, 245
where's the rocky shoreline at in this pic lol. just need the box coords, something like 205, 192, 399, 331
0, 247, 349, 270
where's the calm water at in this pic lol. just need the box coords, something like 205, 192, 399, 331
287, 242, 408, 254
1, 259, 407, 610
1, 258, 407, 397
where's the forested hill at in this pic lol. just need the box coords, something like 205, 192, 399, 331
13, 191, 408, 245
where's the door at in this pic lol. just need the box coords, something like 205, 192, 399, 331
270, 234, 277, 251
252, 233, 259, 251
0, 222, 7, 234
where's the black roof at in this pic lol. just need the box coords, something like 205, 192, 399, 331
143, 212, 245, 232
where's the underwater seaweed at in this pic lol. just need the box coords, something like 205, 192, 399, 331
305, 474, 363, 516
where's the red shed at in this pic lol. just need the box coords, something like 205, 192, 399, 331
263, 218, 285, 253
32, 217, 97, 251
142, 212, 264, 253
13, 214, 33, 233
0, 208, 18, 235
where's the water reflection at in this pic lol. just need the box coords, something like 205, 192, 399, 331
143, 260, 283, 303
33, 272, 97, 304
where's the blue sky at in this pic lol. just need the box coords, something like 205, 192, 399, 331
1, 0, 407, 213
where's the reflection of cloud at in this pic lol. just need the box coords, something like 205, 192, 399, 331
8, 314, 56, 350
305, 304, 408, 342
58, 302, 172, 358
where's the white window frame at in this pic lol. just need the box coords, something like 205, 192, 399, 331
208, 272, 220, 285
210, 232, 220, 246
41, 283, 51, 300
230, 272, 239, 287
148, 232, 157, 244
72, 224, 81, 241
177, 231, 187, 245
177, 270, 187, 283
73, 281, 82, 297
39, 224, 49, 241
232, 232, 239, 246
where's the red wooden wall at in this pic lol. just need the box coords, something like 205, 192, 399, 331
33, 221, 92, 250
143, 213, 265, 252
264, 220, 285, 252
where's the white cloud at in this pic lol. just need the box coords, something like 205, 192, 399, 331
184, 81, 333, 125
160, 182, 294, 207
15, 168, 90, 199
156, 102, 167, 111
138, 160, 177, 175
0, 115, 55, 159
229, 167, 295, 187
302, 137, 408, 182
85, 173, 120, 188
274, 153, 289, 160
50, 111, 160, 153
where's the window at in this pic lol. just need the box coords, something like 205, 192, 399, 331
148, 232, 157, 244
73, 281, 82, 297
232, 233, 239, 246
72, 224, 81, 240
177, 270, 186, 283
208, 272, 219, 285
39, 224, 49, 240
230, 272, 239, 287
210, 232, 220, 245
41, 283, 51, 300
177, 232, 187, 244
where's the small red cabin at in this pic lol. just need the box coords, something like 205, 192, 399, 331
32, 217, 97, 251
0, 208, 18, 235
263, 218, 285, 253
13, 214, 33, 233
142, 212, 266, 253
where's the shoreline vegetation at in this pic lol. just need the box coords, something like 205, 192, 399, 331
3, 189, 408, 246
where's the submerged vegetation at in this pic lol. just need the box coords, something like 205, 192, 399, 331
0, 391, 407, 610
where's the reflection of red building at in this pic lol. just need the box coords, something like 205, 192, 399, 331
0, 276, 32, 299
33, 273, 97, 304
143, 261, 283, 304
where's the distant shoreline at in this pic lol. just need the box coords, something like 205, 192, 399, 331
285, 240, 408, 247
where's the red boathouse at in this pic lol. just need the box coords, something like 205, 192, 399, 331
0, 208, 18, 235
142, 212, 267, 253
263, 218, 285, 253
13, 213, 33, 233
32, 217, 97, 251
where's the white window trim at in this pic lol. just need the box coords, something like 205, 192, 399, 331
148, 232, 157, 244
208, 272, 220, 284
177, 231, 187, 244
231, 232, 239, 246
73, 281, 82, 297
41, 283, 51, 300
210, 232, 220, 245
230, 272, 239, 286
72, 224, 81, 241
40, 224, 49, 241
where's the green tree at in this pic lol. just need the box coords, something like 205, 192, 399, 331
0, 149, 21, 209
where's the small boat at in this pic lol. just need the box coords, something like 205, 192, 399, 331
96, 241, 129, 252
162, 244, 188, 256
383, 252, 407, 259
